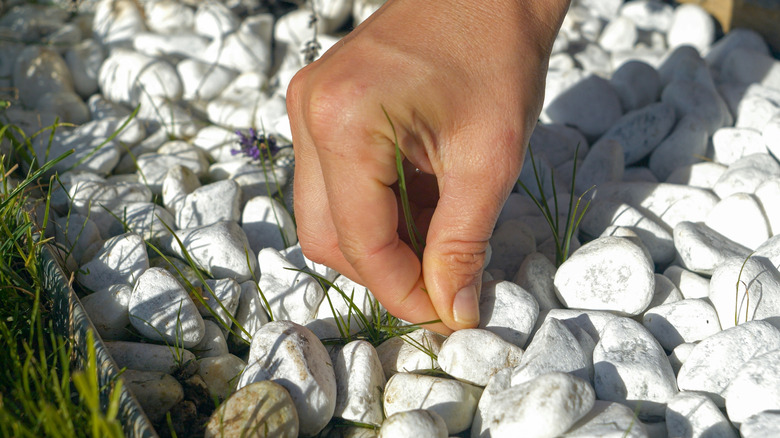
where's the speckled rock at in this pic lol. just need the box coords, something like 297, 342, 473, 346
479, 280, 539, 348
78, 232, 149, 291
375, 329, 445, 379
666, 392, 737, 438
438, 328, 524, 386
642, 299, 722, 351
379, 409, 447, 438
204, 380, 298, 438
122, 369, 183, 424
333, 340, 386, 426
511, 318, 592, 386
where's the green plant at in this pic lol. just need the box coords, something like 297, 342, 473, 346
735, 252, 756, 326
516, 144, 593, 266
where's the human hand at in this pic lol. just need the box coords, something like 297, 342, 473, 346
287, 0, 569, 334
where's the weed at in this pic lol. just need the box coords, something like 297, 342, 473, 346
735, 252, 756, 326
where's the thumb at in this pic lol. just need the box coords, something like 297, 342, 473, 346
422, 142, 521, 331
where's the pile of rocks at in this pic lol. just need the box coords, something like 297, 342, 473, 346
3, 0, 780, 436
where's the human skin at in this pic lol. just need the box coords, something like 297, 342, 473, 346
287, 0, 571, 334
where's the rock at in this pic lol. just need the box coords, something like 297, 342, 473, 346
230, 280, 269, 346
543, 308, 619, 345
673, 221, 752, 275
121, 369, 183, 423
595, 102, 676, 166
713, 153, 780, 199
194, 278, 241, 331
712, 128, 766, 166
598, 16, 637, 52
648, 114, 708, 181
706, 28, 769, 71
78, 232, 149, 291
610, 60, 661, 113
242, 195, 297, 253
98, 49, 181, 107
478, 280, 539, 348
32, 124, 121, 176
177, 58, 238, 102
176, 180, 242, 229
194, 0, 239, 39
333, 340, 386, 426
192, 320, 229, 358
666, 162, 727, 188
136, 141, 209, 194
105, 341, 197, 375
658, 45, 715, 89
128, 267, 206, 348
132, 32, 211, 61
136, 94, 201, 139
661, 80, 730, 135
511, 318, 592, 386
528, 123, 589, 169
214, 161, 289, 205
54, 213, 103, 264
756, 178, 780, 236
740, 411, 780, 437
580, 199, 675, 265
81, 284, 132, 341
202, 15, 273, 74
198, 354, 246, 401
309, 274, 381, 339
108, 202, 174, 243
379, 409, 447, 438
162, 165, 201, 216
375, 329, 445, 379
438, 329, 523, 386
383, 373, 482, 435
237, 321, 336, 437
562, 400, 648, 437
755, 235, 780, 270
554, 236, 654, 316
647, 274, 683, 309
575, 138, 623, 194
721, 48, 780, 90
663, 265, 710, 300
86, 96, 147, 144
708, 255, 780, 331
735, 95, 779, 130
144, 0, 195, 34
545, 75, 623, 141
93, 0, 146, 46
68, 178, 151, 221
593, 317, 678, 418
353, 0, 385, 26
204, 380, 298, 438
487, 219, 536, 278
642, 299, 721, 351
160, 220, 258, 283
668, 342, 696, 376
724, 349, 780, 426
667, 4, 715, 53
677, 320, 780, 407
481, 372, 594, 438
257, 248, 324, 325
666, 392, 738, 438
34, 91, 89, 124
512, 252, 561, 313
705, 193, 771, 250
622, 167, 659, 183
619, 0, 674, 32
13, 45, 74, 108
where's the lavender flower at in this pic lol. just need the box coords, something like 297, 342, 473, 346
233, 129, 282, 162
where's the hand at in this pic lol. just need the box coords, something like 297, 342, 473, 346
287, 0, 569, 334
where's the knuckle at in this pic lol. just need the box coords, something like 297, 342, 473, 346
435, 240, 489, 276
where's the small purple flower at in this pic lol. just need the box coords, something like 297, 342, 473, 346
233, 129, 282, 162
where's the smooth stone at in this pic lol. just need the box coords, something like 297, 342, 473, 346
666, 162, 728, 188
755, 234, 780, 270
194, 278, 241, 331
105, 341, 196, 375
204, 380, 298, 438
673, 221, 752, 275
192, 320, 229, 358
92, 0, 146, 45
542, 69, 585, 124
32, 125, 120, 176
81, 284, 132, 341
764, 115, 780, 157
177, 58, 237, 102
380, 409, 447, 438
149, 256, 202, 293
13, 44, 74, 108
257, 247, 324, 325
735, 95, 779, 130
580, 199, 675, 265
642, 299, 721, 351
211, 161, 288, 204
353, 0, 385, 26
34, 91, 89, 124
78, 232, 149, 291
512, 252, 561, 313
176, 179, 241, 229
661, 80, 731, 135
594, 317, 678, 418
98, 49, 181, 107
512, 318, 591, 386
619, 0, 674, 32
160, 221, 258, 283
67, 178, 151, 220
309, 274, 381, 339
528, 123, 589, 169
129, 267, 205, 348
471, 368, 512, 438
668, 342, 696, 376
575, 138, 623, 194
724, 349, 780, 426
562, 400, 648, 438
242, 195, 297, 253
706, 28, 769, 70
598, 16, 637, 52
230, 280, 269, 346
543, 309, 619, 344
121, 369, 183, 423
162, 165, 201, 216
554, 236, 654, 316
599, 226, 653, 265
667, 4, 714, 53
756, 178, 780, 236
136, 94, 201, 138
709, 255, 780, 330
132, 32, 210, 60
481, 372, 595, 438
647, 274, 683, 309
705, 193, 771, 250
595, 102, 676, 166
198, 354, 246, 401
712, 127, 766, 166
648, 114, 708, 181
740, 411, 780, 437
206, 95, 260, 130
479, 280, 539, 348
622, 166, 659, 183
610, 60, 661, 112
657, 45, 715, 89
546, 75, 623, 140
384, 373, 482, 435
487, 219, 536, 279
237, 321, 336, 437
666, 392, 738, 438
596, 182, 719, 229
721, 48, 780, 90
108, 202, 175, 243
144, 0, 194, 34
375, 329, 444, 379
677, 320, 780, 407
438, 329, 523, 387
333, 340, 386, 426
194, 0, 239, 39
54, 213, 102, 263
714, 153, 780, 199
202, 15, 273, 74
136, 141, 209, 194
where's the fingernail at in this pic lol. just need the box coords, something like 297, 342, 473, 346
452, 285, 480, 326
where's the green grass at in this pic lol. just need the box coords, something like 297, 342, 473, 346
0, 130, 124, 436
